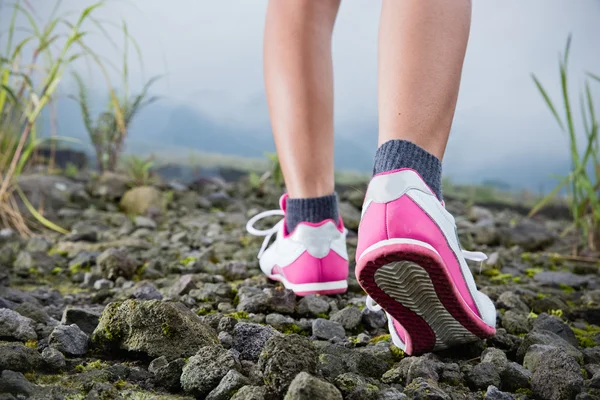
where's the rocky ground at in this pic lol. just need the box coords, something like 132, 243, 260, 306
1, 170, 600, 399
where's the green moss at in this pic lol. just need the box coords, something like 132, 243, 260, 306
525, 268, 543, 277
195, 308, 217, 316
521, 252, 534, 262
114, 379, 127, 390
370, 334, 391, 344
281, 324, 307, 336
549, 309, 563, 318
24, 340, 37, 349
226, 311, 249, 320
490, 273, 512, 284
390, 344, 405, 360
239, 236, 250, 248
161, 322, 173, 337
316, 313, 329, 319
48, 248, 68, 256
528, 311, 538, 319
536, 293, 549, 299
512, 276, 523, 283
180, 256, 196, 266
483, 269, 500, 277
75, 364, 86, 373
572, 324, 600, 348
69, 262, 90, 275
51, 267, 63, 275
516, 388, 533, 396
28, 267, 40, 276
559, 284, 575, 294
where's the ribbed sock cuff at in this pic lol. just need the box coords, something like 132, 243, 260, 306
285, 193, 339, 233
374, 139, 443, 200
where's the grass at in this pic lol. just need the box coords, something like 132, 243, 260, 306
121, 154, 154, 186
529, 35, 600, 254
0, 0, 139, 235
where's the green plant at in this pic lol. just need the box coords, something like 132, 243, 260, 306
64, 162, 79, 178
530, 35, 600, 253
72, 22, 160, 173
265, 152, 284, 189
121, 154, 154, 186
0, 0, 112, 234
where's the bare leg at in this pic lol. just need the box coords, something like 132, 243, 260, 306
378, 0, 472, 160
263, 0, 341, 198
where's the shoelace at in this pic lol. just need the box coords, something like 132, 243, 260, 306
366, 248, 488, 312
246, 209, 285, 259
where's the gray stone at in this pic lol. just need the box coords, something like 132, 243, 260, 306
0, 343, 42, 372
265, 288, 296, 314
378, 388, 408, 400
501, 362, 531, 392
180, 346, 241, 397
41, 347, 66, 371
297, 295, 329, 317
481, 348, 508, 372
131, 281, 163, 300
92, 300, 218, 359
206, 369, 250, 400
233, 322, 280, 362
496, 291, 529, 312
534, 271, 589, 289
484, 386, 515, 400
61, 307, 102, 336
532, 313, 579, 347
0, 308, 36, 341
96, 248, 138, 280
170, 274, 197, 297
149, 356, 185, 391
284, 372, 342, 400
236, 286, 269, 314
523, 344, 557, 372
134, 216, 157, 229
517, 330, 583, 364
93, 278, 114, 290
334, 373, 379, 400
583, 347, 600, 364
230, 386, 267, 400
219, 331, 233, 348
48, 324, 89, 356
319, 342, 393, 380
13, 302, 52, 324
440, 363, 463, 386
25, 237, 51, 253
312, 319, 345, 340
501, 219, 555, 251
0, 370, 36, 397
501, 310, 530, 335
404, 377, 450, 400
405, 355, 441, 385
265, 313, 295, 329
362, 308, 387, 329
258, 334, 318, 397
531, 348, 584, 400
331, 306, 362, 330
467, 363, 501, 390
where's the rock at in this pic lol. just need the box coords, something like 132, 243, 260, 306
319, 343, 392, 379
531, 348, 584, 400
134, 216, 156, 229
170, 275, 197, 297
404, 354, 441, 384
404, 377, 450, 400
180, 346, 241, 398
297, 295, 329, 317
534, 271, 589, 289
334, 373, 378, 400
149, 356, 185, 391
440, 363, 463, 386
0, 308, 36, 341
517, 330, 583, 364
467, 363, 501, 390
583, 347, 600, 364
485, 386, 515, 400
25, 237, 51, 253
233, 322, 280, 362
0, 343, 42, 372
378, 388, 408, 400
41, 347, 66, 371
0, 370, 36, 397
236, 287, 269, 314
61, 307, 102, 336
92, 300, 218, 359
265, 288, 296, 314
523, 344, 557, 372
265, 313, 295, 330
17, 174, 84, 220
532, 313, 579, 347
120, 186, 165, 215
258, 334, 318, 397
230, 386, 267, 400
496, 292, 529, 312
13, 302, 52, 324
501, 361, 531, 392
206, 369, 250, 400
132, 281, 163, 300
331, 306, 362, 330
362, 308, 387, 329
96, 248, 138, 280
284, 371, 342, 400
93, 278, 114, 290
48, 324, 89, 356
312, 319, 345, 340
501, 310, 530, 335
501, 219, 555, 251
481, 348, 509, 372
219, 331, 233, 348
89, 172, 130, 201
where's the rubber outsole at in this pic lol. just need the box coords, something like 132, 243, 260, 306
357, 242, 495, 355
267, 274, 348, 296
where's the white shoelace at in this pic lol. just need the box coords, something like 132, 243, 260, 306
366, 248, 488, 312
246, 209, 285, 259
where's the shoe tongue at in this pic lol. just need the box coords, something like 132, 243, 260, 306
279, 194, 289, 212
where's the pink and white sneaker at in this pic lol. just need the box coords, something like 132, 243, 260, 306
246, 195, 349, 296
356, 169, 496, 355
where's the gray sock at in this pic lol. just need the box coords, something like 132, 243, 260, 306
285, 193, 339, 233
373, 139, 443, 200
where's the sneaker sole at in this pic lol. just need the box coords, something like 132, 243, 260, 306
356, 239, 495, 355
268, 274, 348, 296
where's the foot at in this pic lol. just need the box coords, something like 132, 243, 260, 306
246, 194, 349, 296
356, 169, 496, 355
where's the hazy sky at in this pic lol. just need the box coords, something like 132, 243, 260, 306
7, 1, 600, 184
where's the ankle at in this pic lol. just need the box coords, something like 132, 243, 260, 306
285, 193, 339, 233
373, 139, 443, 200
